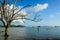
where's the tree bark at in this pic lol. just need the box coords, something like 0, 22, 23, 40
4, 23, 10, 40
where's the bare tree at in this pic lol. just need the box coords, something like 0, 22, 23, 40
0, 0, 41, 40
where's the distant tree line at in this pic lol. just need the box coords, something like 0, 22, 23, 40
0, 25, 25, 27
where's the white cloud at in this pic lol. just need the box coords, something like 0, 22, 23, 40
10, 4, 13, 9
5, 4, 28, 23
14, 7, 28, 23
27, 3, 48, 12
13, 19, 25, 23
10, 3, 48, 24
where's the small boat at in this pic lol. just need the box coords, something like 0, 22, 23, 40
37, 26, 40, 27
54, 26, 57, 28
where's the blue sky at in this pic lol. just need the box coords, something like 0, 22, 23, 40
11, 0, 60, 26
0, 0, 60, 26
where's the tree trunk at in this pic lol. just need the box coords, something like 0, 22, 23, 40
4, 23, 10, 40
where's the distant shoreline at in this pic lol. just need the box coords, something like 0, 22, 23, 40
0, 25, 25, 27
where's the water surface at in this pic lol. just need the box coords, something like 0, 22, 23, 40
0, 26, 60, 40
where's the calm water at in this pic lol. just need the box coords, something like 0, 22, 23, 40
0, 26, 60, 40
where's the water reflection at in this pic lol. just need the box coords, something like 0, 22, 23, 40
0, 28, 8, 40
4, 35, 8, 40
36, 26, 40, 32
